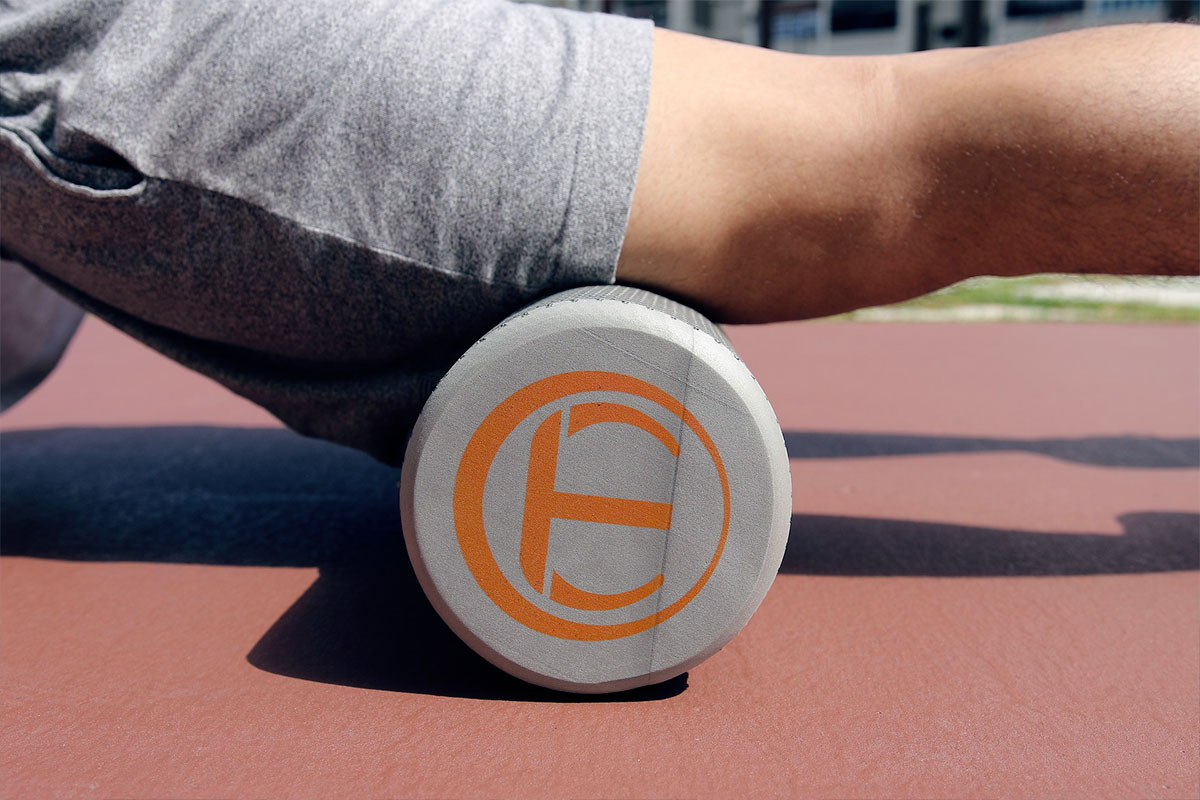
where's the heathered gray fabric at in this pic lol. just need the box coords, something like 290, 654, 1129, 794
0, 0, 653, 463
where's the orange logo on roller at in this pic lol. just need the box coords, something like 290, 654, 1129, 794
453, 371, 731, 641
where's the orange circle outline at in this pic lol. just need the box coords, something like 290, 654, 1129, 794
453, 371, 731, 641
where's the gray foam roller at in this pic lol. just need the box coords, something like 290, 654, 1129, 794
400, 286, 791, 692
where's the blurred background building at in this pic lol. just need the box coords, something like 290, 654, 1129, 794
529, 0, 1197, 53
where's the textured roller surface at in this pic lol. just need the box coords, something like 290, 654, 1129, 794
400, 286, 791, 692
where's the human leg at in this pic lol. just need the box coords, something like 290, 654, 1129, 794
5, 4, 1197, 460
618, 24, 1200, 323
1, 0, 651, 462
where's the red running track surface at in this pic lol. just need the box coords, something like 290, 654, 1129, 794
2, 317, 1197, 799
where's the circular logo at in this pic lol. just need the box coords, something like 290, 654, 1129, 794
453, 371, 731, 641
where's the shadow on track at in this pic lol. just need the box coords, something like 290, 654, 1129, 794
0, 425, 684, 702
3, 426, 1195, 695
782, 512, 1198, 576
782, 430, 1200, 468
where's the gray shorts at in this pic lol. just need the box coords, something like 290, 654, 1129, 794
0, 0, 653, 463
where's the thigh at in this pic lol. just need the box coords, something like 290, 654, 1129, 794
0, 0, 653, 462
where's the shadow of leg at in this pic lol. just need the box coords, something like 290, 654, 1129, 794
783, 512, 1200, 577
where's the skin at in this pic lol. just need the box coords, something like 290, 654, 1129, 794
617, 23, 1200, 323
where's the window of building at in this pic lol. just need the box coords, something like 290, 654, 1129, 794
1005, 0, 1085, 17
830, 0, 897, 31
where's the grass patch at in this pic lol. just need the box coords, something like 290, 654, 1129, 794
832, 275, 1200, 323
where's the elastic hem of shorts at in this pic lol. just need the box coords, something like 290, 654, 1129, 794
550, 11, 654, 291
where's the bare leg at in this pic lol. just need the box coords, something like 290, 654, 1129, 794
618, 24, 1200, 323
